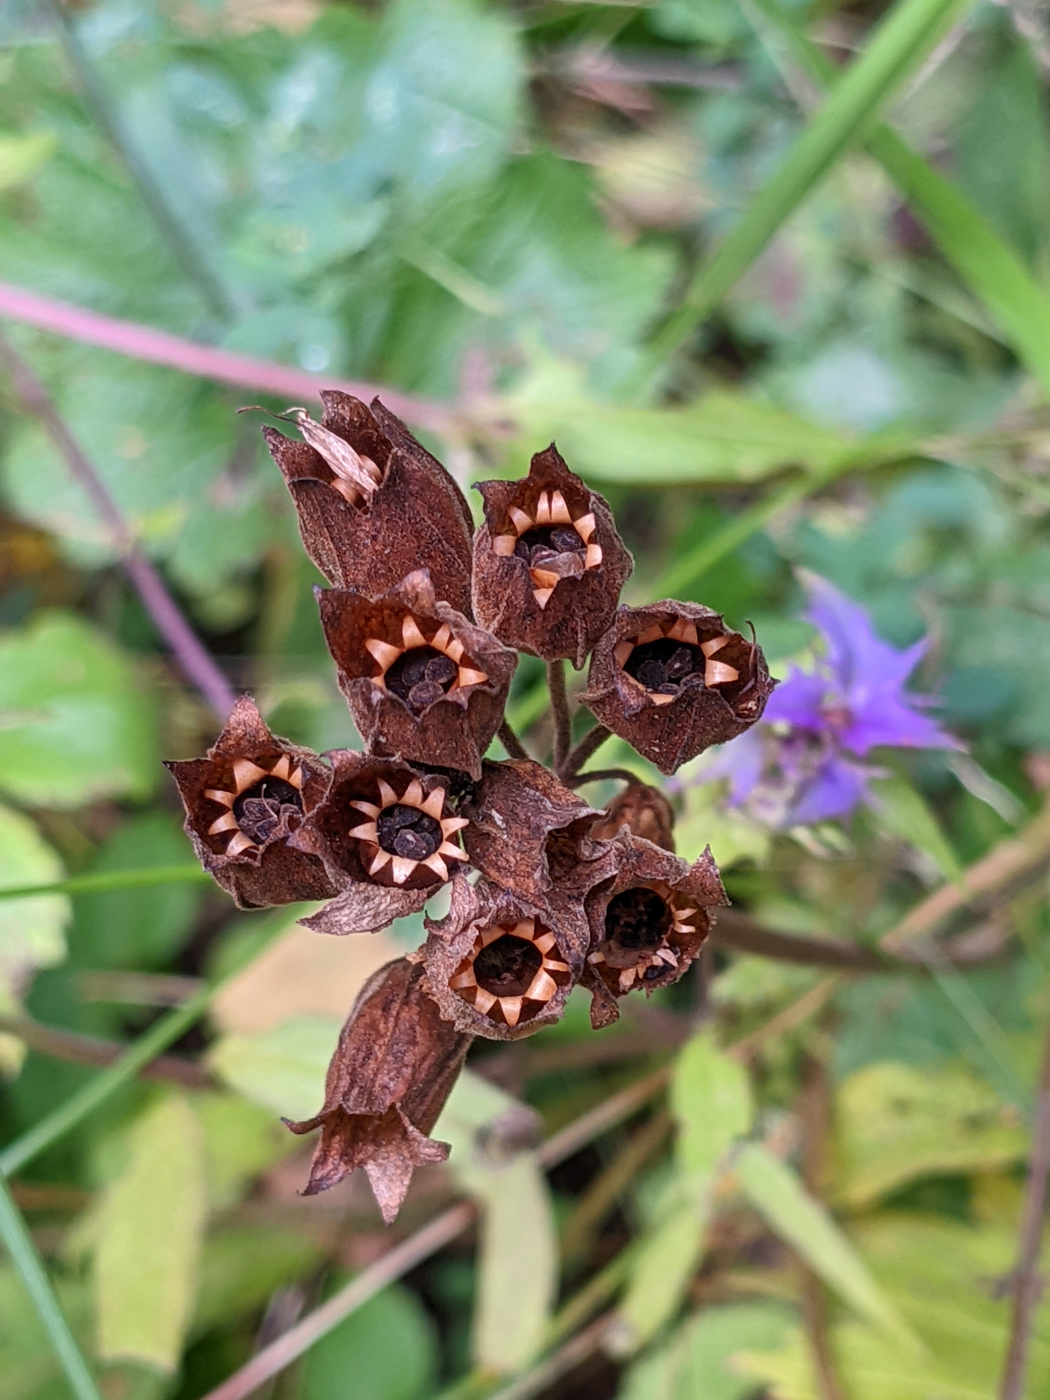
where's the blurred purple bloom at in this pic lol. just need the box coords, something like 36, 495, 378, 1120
705, 573, 960, 827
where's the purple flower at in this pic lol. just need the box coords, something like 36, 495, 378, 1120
703, 572, 960, 827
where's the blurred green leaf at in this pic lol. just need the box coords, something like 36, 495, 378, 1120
94, 1093, 207, 1371
867, 772, 962, 882
735, 1143, 915, 1345
0, 1264, 91, 1400
620, 1302, 794, 1400
0, 612, 157, 808
192, 1228, 324, 1336
300, 1285, 438, 1400
0, 804, 69, 1004
0, 131, 56, 191
671, 1031, 753, 1181
832, 1060, 1028, 1209
207, 1014, 340, 1122
194, 1092, 297, 1211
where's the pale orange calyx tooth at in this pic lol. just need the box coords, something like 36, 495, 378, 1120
270, 755, 291, 780
533, 931, 557, 954
376, 778, 399, 807
541, 958, 570, 974
205, 788, 235, 808
533, 587, 555, 609
635, 623, 664, 646
526, 970, 558, 1003
232, 759, 268, 792
457, 667, 488, 688
402, 616, 428, 650
700, 635, 729, 657
350, 799, 380, 817
402, 778, 425, 808
705, 660, 740, 686
499, 996, 524, 1027
667, 618, 698, 645
574, 511, 596, 542
511, 919, 536, 938
618, 969, 638, 991
450, 969, 477, 991
480, 924, 505, 946
614, 641, 634, 667
369, 850, 392, 875
492, 534, 517, 557
390, 856, 417, 885
365, 637, 401, 671
473, 988, 497, 1015
225, 832, 257, 857
349, 821, 379, 842
529, 567, 560, 589
587, 950, 605, 964
422, 854, 449, 881
438, 841, 467, 860
421, 789, 447, 819
330, 478, 363, 506
534, 491, 552, 525
290, 767, 304, 790
209, 812, 240, 835
549, 490, 572, 524
445, 638, 465, 663
650, 692, 676, 706
430, 624, 452, 652
509, 506, 533, 535
440, 817, 470, 836
585, 543, 603, 569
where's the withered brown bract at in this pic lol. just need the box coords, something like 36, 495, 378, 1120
285, 958, 471, 1223
423, 875, 588, 1041
292, 751, 469, 937
262, 392, 474, 615
589, 781, 677, 852
583, 833, 727, 1028
165, 695, 337, 909
472, 446, 633, 667
318, 569, 517, 781
581, 600, 775, 774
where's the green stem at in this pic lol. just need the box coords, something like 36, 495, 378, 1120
0, 1175, 102, 1400
0, 864, 211, 903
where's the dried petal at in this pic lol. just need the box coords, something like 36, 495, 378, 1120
423, 876, 586, 1041
472, 446, 633, 667
262, 393, 474, 614
319, 569, 516, 780
165, 695, 336, 909
285, 958, 471, 1222
581, 602, 775, 774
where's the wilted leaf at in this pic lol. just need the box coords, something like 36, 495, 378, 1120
207, 1014, 341, 1121
868, 772, 962, 882
0, 611, 157, 807
95, 1093, 207, 1370
734, 1143, 913, 1345
300, 1284, 439, 1400
0, 802, 69, 1001
832, 1060, 1027, 1208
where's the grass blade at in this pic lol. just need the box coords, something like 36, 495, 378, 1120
0, 864, 211, 902
647, 0, 976, 364
0, 1174, 102, 1400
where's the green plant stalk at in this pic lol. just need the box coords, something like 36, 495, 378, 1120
0, 1175, 102, 1400
0, 864, 211, 902
647, 0, 976, 364
745, 0, 1050, 400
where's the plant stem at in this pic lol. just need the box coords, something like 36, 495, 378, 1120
498, 720, 529, 761
0, 864, 210, 902
999, 1018, 1050, 1400
547, 660, 573, 775
0, 333, 237, 718
561, 725, 612, 779
566, 768, 640, 789
0, 1015, 210, 1089
0, 1175, 102, 1400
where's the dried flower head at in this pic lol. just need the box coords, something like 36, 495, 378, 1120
583, 835, 726, 1028
291, 751, 469, 936
285, 958, 471, 1223
589, 781, 676, 852
424, 876, 585, 1039
472, 446, 633, 667
318, 569, 516, 780
581, 601, 774, 774
261, 393, 474, 615
165, 695, 336, 909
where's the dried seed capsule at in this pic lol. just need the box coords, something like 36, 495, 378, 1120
319, 569, 517, 780
581, 602, 775, 774
589, 782, 677, 852
261, 392, 474, 615
472, 445, 633, 667
164, 695, 336, 909
423, 876, 587, 1040
291, 752, 469, 936
285, 958, 471, 1223
582, 833, 727, 1028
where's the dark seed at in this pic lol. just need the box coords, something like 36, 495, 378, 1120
473, 935, 543, 997
529, 545, 559, 567
657, 682, 680, 695
425, 655, 457, 686
665, 646, 696, 682
643, 965, 664, 981
636, 660, 667, 690
376, 804, 442, 858
408, 679, 445, 712
514, 538, 531, 562
393, 828, 431, 860
550, 526, 583, 553
604, 886, 672, 953
233, 777, 303, 844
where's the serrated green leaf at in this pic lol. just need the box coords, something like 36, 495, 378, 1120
868, 773, 962, 882
0, 612, 157, 808
94, 1094, 207, 1371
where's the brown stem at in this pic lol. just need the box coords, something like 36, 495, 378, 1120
548, 659, 573, 774
0, 1015, 211, 1089
562, 724, 612, 779
566, 767, 640, 789
0, 332, 237, 718
1000, 1018, 1050, 1400
498, 720, 529, 762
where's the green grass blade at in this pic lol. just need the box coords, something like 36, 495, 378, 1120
647, 0, 976, 364
0, 864, 211, 902
0, 1175, 102, 1400
745, 0, 1050, 400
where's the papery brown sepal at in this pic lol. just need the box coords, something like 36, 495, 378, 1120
590, 781, 677, 852
285, 958, 471, 1223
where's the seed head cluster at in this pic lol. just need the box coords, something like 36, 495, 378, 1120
166, 393, 774, 1223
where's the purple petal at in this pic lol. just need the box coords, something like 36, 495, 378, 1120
800, 571, 925, 699
762, 669, 830, 731
787, 753, 871, 825
840, 695, 961, 756
703, 728, 768, 806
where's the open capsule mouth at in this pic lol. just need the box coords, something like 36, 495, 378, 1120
588, 882, 699, 993
449, 918, 573, 1028
365, 615, 489, 715
490, 488, 602, 609
616, 618, 748, 706
348, 775, 468, 887
205, 754, 306, 856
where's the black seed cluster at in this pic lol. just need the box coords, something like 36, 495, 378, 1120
514, 525, 584, 565
604, 887, 671, 951
376, 803, 442, 860
625, 638, 704, 695
474, 935, 542, 996
234, 777, 303, 843
387, 646, 459, 714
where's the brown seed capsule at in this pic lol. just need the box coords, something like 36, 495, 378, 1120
472, 445, 633, 667
165, 695, 336, 909
285, 958, 471, 1223
582, 834, 727, 1029
581, 601, 775, 774
423, 876, 585, 1040
319, 569, 517, 781
589, 782, 677, 852
291, 752, 470, 937
261, 392, 474, 615
461, 759, 615, 905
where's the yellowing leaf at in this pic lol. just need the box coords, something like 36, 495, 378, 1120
832, 1060, 1028, 1208
0, 133, 56, 192
94, 1094, 207, 1371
